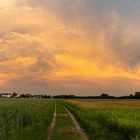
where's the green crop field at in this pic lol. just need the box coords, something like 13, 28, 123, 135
64, 99, 140, 140
0, 98, 140, 140
0, 98, 55, 140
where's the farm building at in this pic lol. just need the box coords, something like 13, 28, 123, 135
0, 93, 12, 98
0, 92, 20, 98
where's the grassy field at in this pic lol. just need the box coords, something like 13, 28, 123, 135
51, 102, 83, 140
64, 99, 140, 140
0, 98, 55, 140
0, 98, 140, 140
0, 99, 84, 140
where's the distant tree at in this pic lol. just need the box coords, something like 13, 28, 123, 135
129, 94, 134, 99
53, 95, 76, 99
135, 92, 140, 99
42, 95, 51, 98
12, 92, 18, 97
20, 94, 32, 98
129, 94, 134, 97
100, 93, 109, 98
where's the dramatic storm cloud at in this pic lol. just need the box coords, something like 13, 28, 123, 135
0, 0, 140, 95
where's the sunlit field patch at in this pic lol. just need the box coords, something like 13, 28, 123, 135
64, 99, 140, 140
67, 99, 140, 108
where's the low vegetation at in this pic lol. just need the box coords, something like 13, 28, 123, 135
0, 98, 140, 140
0, 98, 55, 140
64, 100, 140, 140
52, 102, 82, 140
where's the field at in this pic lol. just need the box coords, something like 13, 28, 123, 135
0, 98, 140, 140
64, 99, 140, 140
51, 102, 83, 140
0, 98, 55, 140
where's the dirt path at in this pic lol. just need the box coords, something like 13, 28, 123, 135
64, 106, 89, 140
47, 103, 56, 140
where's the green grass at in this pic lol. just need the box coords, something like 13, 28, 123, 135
64, 100, 140, 140
52, 102, 82, 140
1, 99, 139, 140
0, 98, 55, 140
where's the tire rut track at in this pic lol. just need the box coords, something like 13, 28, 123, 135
64, 106, 89, 140
47, 103, 56, 140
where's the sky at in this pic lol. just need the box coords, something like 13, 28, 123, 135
0, 0, 140, 96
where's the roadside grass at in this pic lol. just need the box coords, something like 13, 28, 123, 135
52, 102, 83, 140
64, 100, 140, 140
0, 98, 55, 140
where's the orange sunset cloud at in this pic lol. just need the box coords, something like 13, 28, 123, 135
0, 0, 140, 95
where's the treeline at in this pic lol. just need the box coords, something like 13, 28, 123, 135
53, 92, 140, 99
0, 92, 140, 99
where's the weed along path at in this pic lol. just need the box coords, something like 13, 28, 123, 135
47, 102, 88, 140
64, 107, 88, 140
47, 103, 56, 140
